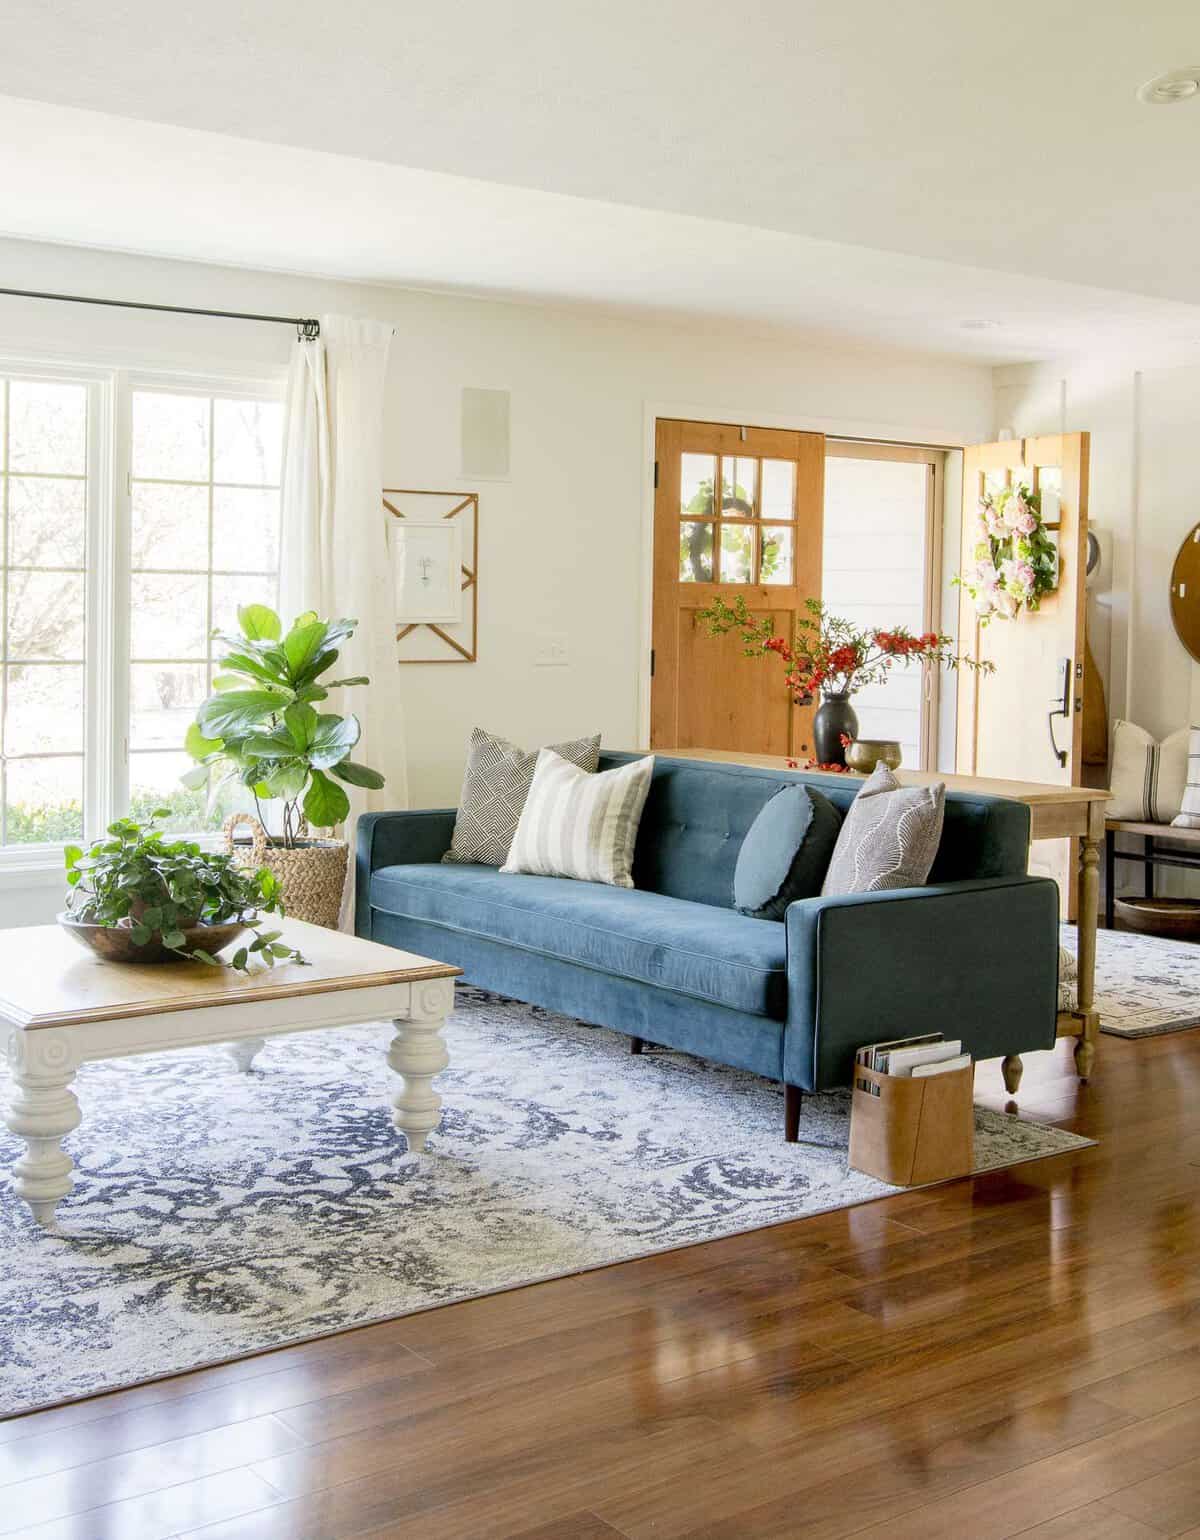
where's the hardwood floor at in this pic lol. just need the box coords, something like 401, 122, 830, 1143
3, 1028, 1200, 1540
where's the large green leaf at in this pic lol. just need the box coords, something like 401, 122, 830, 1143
284, 702, 318, 751
212, 650, 286, 688
307, 712, 360, 769
185, 721, 222, 761
198, 691, 290, 741
330, 759, 385, 790
179, 764, 210, 790
283, 621, 329, 679
303, 769, 350, 829
238, 604, 282, 642
262, 758, 309, 799
243, 728, 296, 758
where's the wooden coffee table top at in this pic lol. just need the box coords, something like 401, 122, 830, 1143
0, 921, 460, 1032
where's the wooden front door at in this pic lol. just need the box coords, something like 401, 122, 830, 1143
955, 433, 1090, 907
650, 419, 825, 755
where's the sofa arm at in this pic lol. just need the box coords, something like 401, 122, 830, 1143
783, 875, 1060, 1091
354, 810, 457, 937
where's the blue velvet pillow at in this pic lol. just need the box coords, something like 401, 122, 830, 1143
734, 785, 842, 920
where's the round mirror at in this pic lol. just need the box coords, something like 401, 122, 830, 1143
1170, 523, 1200, 663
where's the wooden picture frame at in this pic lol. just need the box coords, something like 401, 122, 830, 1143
383, 488, 478, 663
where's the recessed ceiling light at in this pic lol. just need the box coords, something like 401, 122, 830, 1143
960, 319, 1000, 331
1137, 68, 1200, 105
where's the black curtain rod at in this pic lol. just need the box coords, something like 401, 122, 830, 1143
0, 286, 320, 338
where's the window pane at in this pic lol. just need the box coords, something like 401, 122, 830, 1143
721, 457, 757, 516
680, 454, 716, 517
211, 574, 279, 640
213, 398, 283, 485
8, 477, 86, 568
130, 663, 207, 750
132, 391, 210, 481
760, 526, 794, 585
761, 460, 795, 520
719, 524, 755, 583
128, 750, 209, 833
130, 573, 208, 660
131, 483, 209, 571
212, 486, 280, 573
5, 756, 83, 844
5, 664, 84, 754
7, 380, 86, 475
679, 521, 714, 582
7, 571, 86, 660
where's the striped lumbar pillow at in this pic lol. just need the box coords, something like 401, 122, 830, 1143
501, 750, 655, 888
1107, 720, 1190, 823
1171, 727, 1200, 830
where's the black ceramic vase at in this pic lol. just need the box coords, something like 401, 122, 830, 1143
813, 692, 859, 766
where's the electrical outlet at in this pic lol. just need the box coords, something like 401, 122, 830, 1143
534, 634, 569, 667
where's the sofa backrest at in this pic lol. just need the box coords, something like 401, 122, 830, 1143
599, 752, 1031, 909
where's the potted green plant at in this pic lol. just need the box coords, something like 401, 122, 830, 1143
184, 605, 385, 926
60, 811, 306, 970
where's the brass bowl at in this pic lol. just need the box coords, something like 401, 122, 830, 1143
57, 913, 250, 965
844, 739, 903, 774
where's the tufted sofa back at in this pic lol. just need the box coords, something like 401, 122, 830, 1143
599, 752, 1031, 910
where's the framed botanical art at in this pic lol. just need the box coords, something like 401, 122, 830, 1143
384, 488, 479, 662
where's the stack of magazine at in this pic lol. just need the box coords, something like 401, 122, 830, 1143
855, 1032, 970, 1082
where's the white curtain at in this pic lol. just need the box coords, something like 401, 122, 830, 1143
279, 314, 408, 925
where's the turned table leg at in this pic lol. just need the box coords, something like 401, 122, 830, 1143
1073, 801, 1104, 1081
388, 979, 455, 1153
4, 1027, 82, 1228
1001, 1054, 1023, 1094
223, 1037, 266, 1073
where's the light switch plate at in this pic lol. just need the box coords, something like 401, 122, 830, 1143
535, 633, 569, 667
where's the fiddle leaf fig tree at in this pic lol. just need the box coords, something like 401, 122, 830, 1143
185, 606, 385, 847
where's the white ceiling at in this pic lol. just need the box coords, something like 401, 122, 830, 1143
3, 0, 1200, 361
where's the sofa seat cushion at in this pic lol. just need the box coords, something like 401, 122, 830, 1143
370, 863, 788, 1019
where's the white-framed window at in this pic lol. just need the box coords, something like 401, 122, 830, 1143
0, 361, 285, 871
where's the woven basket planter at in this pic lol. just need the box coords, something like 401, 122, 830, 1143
223, 812, 348, 930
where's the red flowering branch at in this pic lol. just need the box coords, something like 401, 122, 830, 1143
699, 595, 993, 704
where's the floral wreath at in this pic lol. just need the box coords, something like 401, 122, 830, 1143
957, 482, 1058, 623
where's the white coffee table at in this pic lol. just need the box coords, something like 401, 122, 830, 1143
0, 920, 459, 1228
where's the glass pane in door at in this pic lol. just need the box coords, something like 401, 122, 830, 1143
679, 521, 714, 581
719, 524, 755, 583
721, 457, 757, 516
823, 455, 929, 768
680, 454, 716, 516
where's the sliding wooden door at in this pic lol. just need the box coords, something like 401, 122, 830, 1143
650, 419, 824, 755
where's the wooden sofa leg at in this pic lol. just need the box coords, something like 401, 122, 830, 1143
785, 1084, 802, 1142
1001, 1054, 1023, 1094
630, 1037, 645, 1055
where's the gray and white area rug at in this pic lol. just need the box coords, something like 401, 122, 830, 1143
0, 988, 1090, 1419
1060, 923, 1200, 1037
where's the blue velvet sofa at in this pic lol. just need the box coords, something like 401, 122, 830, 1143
356, 753, 1059, 1138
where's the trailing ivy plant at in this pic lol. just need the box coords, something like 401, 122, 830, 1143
184, 605, 385, 848
64, 812, 306, 971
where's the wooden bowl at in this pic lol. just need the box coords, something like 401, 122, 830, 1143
57, 913, 250, 965
1113, 897, 1200, 941
844, 739, 903, 774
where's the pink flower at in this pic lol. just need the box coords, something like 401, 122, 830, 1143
1014, 510, 1037, 535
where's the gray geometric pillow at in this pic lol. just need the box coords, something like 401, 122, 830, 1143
443, 727, 601, 867
821, 763, 945, 896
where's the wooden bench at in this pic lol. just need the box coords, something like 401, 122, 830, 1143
1105, 818, 1200, 927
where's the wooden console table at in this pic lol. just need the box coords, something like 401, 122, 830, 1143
669, 751, 1109, 1080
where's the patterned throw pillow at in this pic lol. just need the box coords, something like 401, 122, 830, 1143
444, 728, 601, 867
1108, 720, 1190, 823
1171, 727, 1200, 830
501, 750, 655, 889
821, 763, 946, 896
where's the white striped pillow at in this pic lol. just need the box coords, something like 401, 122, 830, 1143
1171, 727, 1200, 830
500, 750, 654, 888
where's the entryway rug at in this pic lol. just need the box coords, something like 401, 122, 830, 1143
1060, 923, 1200, 1037
0, 988, 1090, 1419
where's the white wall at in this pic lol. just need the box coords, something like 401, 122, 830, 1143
0, 236, 994, 922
